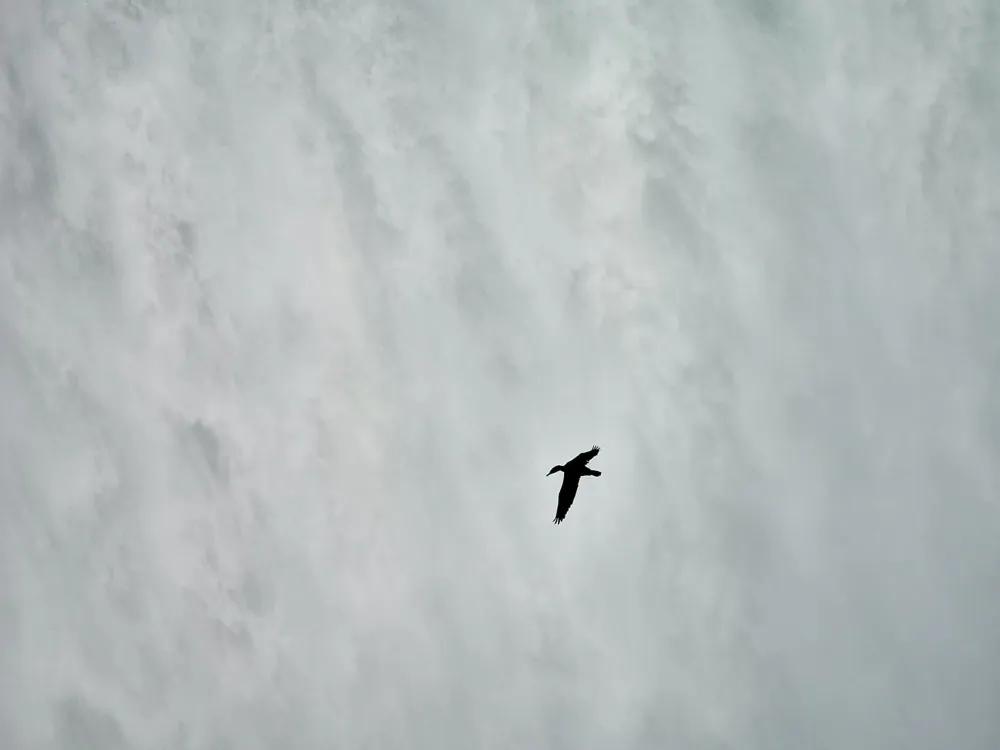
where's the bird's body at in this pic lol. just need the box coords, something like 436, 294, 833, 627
547, 445, 601, 524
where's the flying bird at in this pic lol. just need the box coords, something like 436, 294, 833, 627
547, 445, 601, 524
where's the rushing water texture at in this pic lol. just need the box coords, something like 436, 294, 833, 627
2, 1, 999, 748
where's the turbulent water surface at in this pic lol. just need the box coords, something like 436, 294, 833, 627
2, 1, 999, 748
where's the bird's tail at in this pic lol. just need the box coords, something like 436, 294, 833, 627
585, 469, 602, 476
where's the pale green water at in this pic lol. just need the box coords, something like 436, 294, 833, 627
2, 1, 999, 748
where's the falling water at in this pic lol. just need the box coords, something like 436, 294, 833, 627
2, 1, 999, 748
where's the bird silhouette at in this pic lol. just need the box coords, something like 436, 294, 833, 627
546, 445, 601, 524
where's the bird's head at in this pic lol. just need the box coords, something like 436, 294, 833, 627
546, 465, 563, 476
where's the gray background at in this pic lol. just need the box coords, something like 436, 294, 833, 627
2, 1, 999, 748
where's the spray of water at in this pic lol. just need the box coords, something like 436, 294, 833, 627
2, 1, 999, 748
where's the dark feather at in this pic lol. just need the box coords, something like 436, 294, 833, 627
567, 445, 600, 469
550, 446, 601, 524
553, 473, 580, 524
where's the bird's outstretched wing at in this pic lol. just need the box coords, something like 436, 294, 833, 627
553, 473, 580, 524
573, 445, 600, 466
